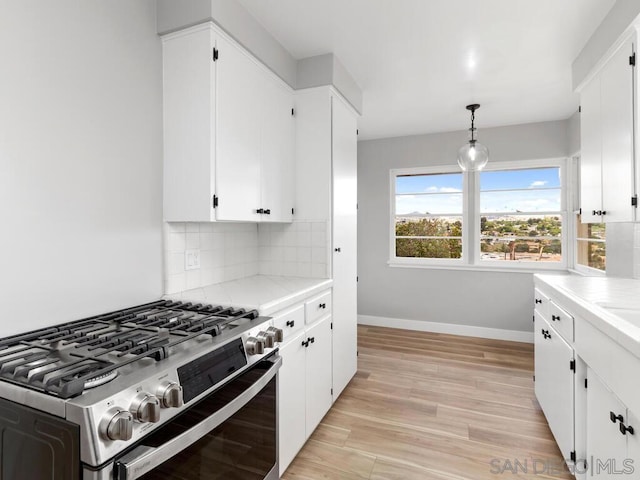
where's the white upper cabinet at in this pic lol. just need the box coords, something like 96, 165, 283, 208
580, 35, 636, 223
162, 23, 295, 223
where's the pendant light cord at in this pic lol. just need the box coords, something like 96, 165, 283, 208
470, 108, 476, 143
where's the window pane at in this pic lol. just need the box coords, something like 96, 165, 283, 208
395, 217, 462, 238
577, 217, 605, 240
396, 173, 462, 194
396, 193, 463, 215
576, 240, 606, 270
480, 238, 562, 262
396, 238, 462, 259
480, 189, 561, 213
480, 214, 562, 263
576, 215, 605, 271
480, 167, 561, 190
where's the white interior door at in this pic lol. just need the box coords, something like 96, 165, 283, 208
331, 97, 358, 399
215, 34, 262, 221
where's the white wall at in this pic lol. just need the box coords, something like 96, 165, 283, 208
357, 120, 570, 337
156, 0, 297, 87
572, 0, 640, 89
0, 1, 163, 335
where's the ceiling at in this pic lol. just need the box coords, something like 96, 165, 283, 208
237, 0, 616, 140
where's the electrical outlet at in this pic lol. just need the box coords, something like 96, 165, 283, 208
185, 249, 201, 270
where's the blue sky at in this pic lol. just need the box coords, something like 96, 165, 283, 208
396, 167, 561, 215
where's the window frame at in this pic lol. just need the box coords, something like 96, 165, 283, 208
389, 158, 570, 272
389, 165, 470, 267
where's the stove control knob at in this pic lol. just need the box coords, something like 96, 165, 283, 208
130, 393, 161, 423
257, 331, 274, 348
103, 409, 133, 441
246, 336, 265, 355
157, 381, 184, 408
266, 326, 284, 343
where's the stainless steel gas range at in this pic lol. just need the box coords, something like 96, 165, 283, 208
0, 300, 282, 480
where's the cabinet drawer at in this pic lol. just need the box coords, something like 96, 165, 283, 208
534, 288, 549, 319
305, 290, 332, 325
548, 301, 574, 342
272, 305, 304, 345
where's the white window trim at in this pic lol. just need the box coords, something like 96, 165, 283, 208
389, 165, 468, 266
389, 158, 570, 272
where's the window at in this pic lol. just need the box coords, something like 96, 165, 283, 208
390, 159, 567, 270
392, 169, 464, 262
479, 167, 563, 264
576, 218, 606, 271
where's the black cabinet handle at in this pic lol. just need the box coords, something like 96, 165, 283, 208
286, 320, 295, 328
535, 299, 542, 304
601, 210, 607, 216
256, 208, 264, 214
319, 303, 326, 309
610, 411, 624, 424
620, 423, 635, 435
302, 339, 309, 348
308, 337, 315, 344
552, 315, 560, 322
592, 210, 598, 216
334, 247, 341, 252
264, 209, 271, 215
541, 329, 551, 339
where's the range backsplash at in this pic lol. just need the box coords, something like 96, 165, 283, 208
163, 221, 329, 294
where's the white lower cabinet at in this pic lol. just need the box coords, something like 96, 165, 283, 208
586, 368, 639, 478
277, 291, 334, 476
534, 315, 575, 461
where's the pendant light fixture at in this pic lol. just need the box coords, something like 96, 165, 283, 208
457, 104, 489, 171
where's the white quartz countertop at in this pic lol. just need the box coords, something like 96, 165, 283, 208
535, 274, 640, 357
166, 275, 333, 316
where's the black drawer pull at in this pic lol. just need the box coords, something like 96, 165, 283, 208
264, 209, 271, 215
611, 411, 624, 424
551, 314, 560, 321
535, 299, 542, 304
302, 339, 309, 348
308, 337, 315, 344
286, 320, 295, 328
620, 423, 635, 436
319, 303, 326, 309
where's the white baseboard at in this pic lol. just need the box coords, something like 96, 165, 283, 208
358, 314, 534, 343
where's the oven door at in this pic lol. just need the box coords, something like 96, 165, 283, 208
94, 354, 280, 480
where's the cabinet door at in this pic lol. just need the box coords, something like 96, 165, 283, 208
586, 369, 629, 478
278, 330, 306, 476
215, 34, 262, 222
331, 97, 358, 400
626, 409, 640, 476
162, 27, 216, 222
260, 81, 295, 223
579, 76, 602, 224
600, 38, 635, 223
304, 316, 333, 437
534, 316, 574, 461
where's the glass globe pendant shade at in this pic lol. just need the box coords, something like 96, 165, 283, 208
457, 140, 489, 171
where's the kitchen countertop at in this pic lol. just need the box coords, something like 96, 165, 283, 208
535, 274, 640, 357
166, 275, 333, 316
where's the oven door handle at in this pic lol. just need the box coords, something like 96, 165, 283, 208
114, 355, 281, 480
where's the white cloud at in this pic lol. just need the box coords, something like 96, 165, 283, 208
424, 186, 462, 193
529, 180, 548, 188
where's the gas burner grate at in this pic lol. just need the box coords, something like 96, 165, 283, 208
0, 300, 260, 398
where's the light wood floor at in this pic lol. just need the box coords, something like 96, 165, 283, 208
281, 325, 573, 480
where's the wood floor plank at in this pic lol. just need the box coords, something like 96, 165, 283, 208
282, 325, 570, 480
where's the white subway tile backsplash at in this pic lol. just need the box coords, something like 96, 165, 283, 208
186, 232, 200, 249
297, 247, 311, 263
311, 231, 326, 247
186, 222, 200, 233
312, 246, 326, 264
